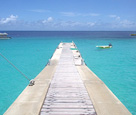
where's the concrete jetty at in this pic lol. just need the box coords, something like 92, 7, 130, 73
4, 42, 131, 115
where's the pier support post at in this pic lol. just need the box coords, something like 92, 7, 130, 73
81, 59, 84, 65
48, 59, 51, 65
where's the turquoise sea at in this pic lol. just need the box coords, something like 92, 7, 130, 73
0, 31, 136, 114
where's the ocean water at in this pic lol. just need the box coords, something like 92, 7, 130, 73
0, 31, 136, 114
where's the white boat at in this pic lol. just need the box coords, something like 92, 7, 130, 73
96, 45, 112, 49
96, 43, 112, 49
0, 33, 11, 39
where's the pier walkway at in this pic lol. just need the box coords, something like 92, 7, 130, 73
4, 42, 131, 115
40, 43, 96, 115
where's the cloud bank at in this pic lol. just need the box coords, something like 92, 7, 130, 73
0, 14, 136, 30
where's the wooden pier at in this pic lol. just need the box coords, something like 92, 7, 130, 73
40, 43, 96, 115
4, 42, 131, 115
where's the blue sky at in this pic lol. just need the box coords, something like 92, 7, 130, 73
0, 0, 136, 31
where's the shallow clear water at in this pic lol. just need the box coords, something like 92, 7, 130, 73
0, 31, 136, 114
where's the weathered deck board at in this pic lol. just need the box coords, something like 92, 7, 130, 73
40, 43, 96, 115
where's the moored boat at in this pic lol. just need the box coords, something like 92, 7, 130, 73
131, 34, 136, 36
96, 43, 112, 49
0, 33, 11, 39
96, 45, 112, 49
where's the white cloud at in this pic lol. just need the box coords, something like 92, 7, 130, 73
108, 14, 136, 29
57, 21, 97, 29
87, 22, 96, 27
0, 15, 18, 24
42, 17, 53, 24
59, 21, 82, 27
116, 16, 120, 20
109, 15, 117, 18
107, 18, 136, 29
120, 19, 136, 28
109, 15, 120, 20
48, 17, 53, 22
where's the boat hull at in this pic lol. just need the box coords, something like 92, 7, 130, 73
96, 46, 112, 49
0, 37, 11, 40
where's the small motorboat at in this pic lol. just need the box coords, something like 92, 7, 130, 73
131, 34, 136, 36
96, 43, 112, 49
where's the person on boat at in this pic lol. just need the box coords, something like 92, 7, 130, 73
109, 43, 112, 47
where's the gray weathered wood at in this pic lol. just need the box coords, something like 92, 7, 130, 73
40, 43, 96, 115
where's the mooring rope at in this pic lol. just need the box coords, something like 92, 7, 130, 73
0, 53, 30, 81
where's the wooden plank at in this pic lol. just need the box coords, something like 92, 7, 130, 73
44, 100, 92, 103
42, 105, 94, 109
41, 108, 94, 112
